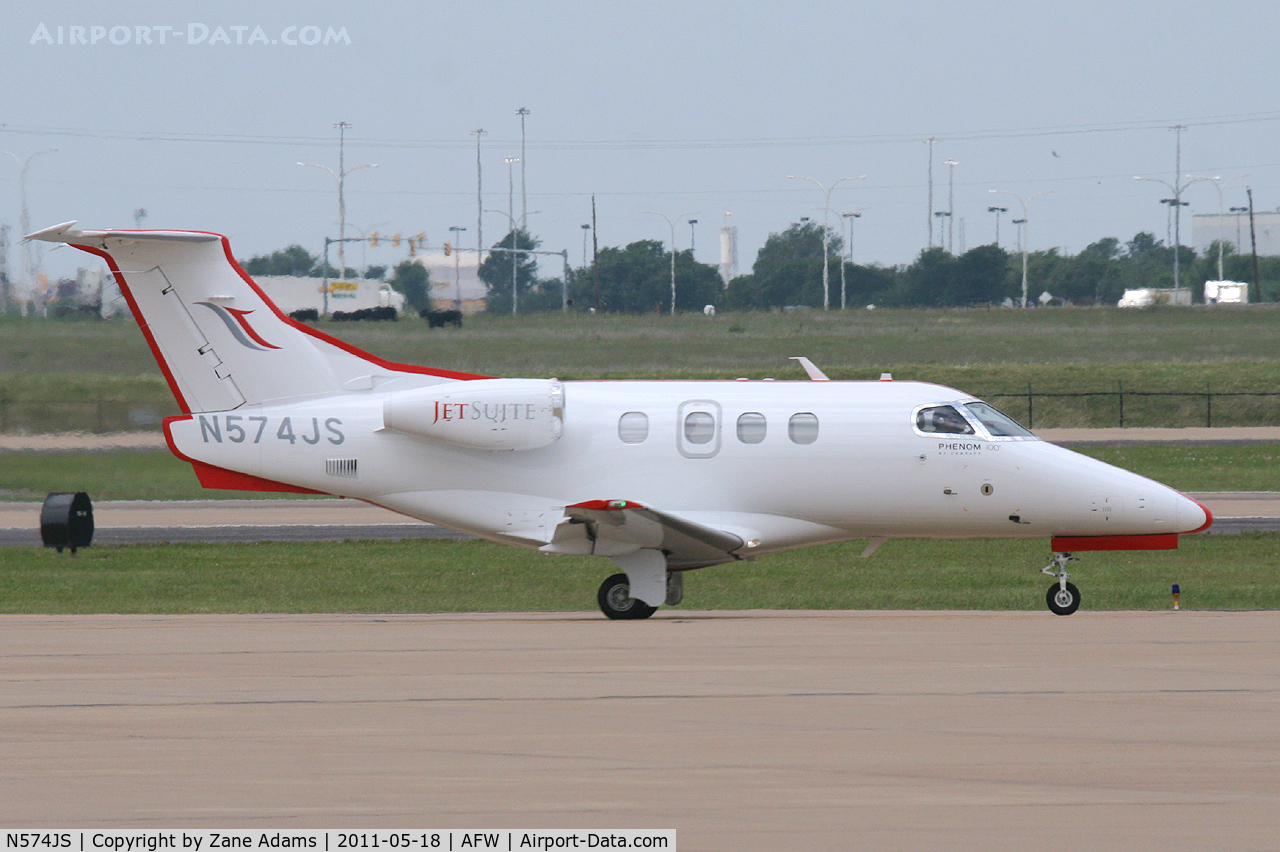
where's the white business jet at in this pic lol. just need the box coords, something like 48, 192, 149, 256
27, 222, 1212, 618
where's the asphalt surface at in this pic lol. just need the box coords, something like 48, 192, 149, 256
3, 610, 1279, 849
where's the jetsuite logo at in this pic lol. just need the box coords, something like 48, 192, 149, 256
196, 303, 281, 351
29, 23, 351, 46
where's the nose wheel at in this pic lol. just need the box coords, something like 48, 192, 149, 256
1041, 552, 1081, 616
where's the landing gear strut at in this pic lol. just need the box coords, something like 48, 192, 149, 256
1041, 552, 1081, 616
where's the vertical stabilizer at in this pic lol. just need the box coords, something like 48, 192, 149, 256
26, 222, 479, 412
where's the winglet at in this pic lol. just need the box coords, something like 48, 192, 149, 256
790, 356, 830, 381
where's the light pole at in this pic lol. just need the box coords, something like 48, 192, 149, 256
471, 128, 487, 259
1230, 206, 1249, 263
449, 226, 466, 309
688, 219, 698, 257
943, 158, 958, 254
581, 224, 591, 268
987, 206, 1008, 246
2, 147, 57, 313
1189, 173, 1250, 281
298, 122, 376, 280
644, 210, 697, 315
841, 210, 864, 311
989, 189, 1051, 307
788, 175, 864, 310
484, 208, 539, 316
516, 107, 529, 230
924, 137, 937, 248
1134, 173, 1208, 291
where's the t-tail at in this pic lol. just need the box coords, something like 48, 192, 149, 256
25, 221, 479, 412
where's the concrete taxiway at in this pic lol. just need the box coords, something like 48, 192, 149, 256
1, 611, 1278, 850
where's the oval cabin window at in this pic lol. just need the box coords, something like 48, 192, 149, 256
684, 411, 716, 444
618, 411, 649, 444
736, 412, 767, 444
788, 412, 819, 445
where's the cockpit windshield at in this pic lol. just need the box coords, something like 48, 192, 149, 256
914, 405, 974, 435
963, 401, 1035, 438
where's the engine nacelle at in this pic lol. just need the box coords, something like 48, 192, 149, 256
382, 378, 564, 451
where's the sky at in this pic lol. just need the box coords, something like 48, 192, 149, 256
3, 0, 1280, 287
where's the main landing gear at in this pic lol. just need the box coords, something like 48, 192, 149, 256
1041, 552, 1081, 616
596, 561, 683, 620
597, 573, 657, 620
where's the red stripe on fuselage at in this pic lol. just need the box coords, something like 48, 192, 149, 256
1050, 534, 1179, 552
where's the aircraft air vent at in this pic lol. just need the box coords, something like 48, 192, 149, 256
326, 458, 358, 479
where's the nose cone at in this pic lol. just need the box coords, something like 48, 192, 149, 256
1177, 492, 1213, 535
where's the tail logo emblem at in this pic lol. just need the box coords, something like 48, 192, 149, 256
196, 302, 281, 351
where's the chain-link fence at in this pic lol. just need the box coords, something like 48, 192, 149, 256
982, 384, 1280, 429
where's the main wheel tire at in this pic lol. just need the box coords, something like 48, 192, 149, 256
1046, 581, 1081, 616
597, 573, 657, 620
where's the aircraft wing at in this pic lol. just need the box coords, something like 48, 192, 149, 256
542, 500, 745, 569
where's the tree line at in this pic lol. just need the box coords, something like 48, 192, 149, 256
240, 222, 1280, 316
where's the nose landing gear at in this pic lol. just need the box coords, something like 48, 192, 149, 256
1042, 552, 1081, 615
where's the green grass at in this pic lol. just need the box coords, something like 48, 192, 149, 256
1, 533, 1275, 614
4, 308, 1280, 432
2, 444, 1273, 502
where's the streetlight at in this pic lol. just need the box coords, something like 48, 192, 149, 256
841, 210, 865, 311
516, 107, 530, 229
298, 121, 377, 280
2, 147, 58, 313
449, 226, 466, 309
989, 189, 1052, 307
1134, 174, 1209, 291
644, 210, 697, 315
471, 128, 487, 258
484, 208, 540, 315
1230, 206, 1249, 261
688, 219, 698, 256
943, 158, 958, 253
1189, 173, 1250, 281
787, 174, 864, 310
987, 206, 1008, 246
580, 224, 591, 268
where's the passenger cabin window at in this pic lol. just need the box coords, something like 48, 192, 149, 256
916, 405, 974, 435
964, 401, 1035, 438
618, 411, 649, 444
788, 412, 819, 444
684, 411, 716, 444
736, 412, 767, 444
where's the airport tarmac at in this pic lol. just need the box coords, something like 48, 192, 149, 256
1, 610, 1278, 850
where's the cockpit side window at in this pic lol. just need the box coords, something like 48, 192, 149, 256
915, 405, 974, 435
964, 401, 1035, 438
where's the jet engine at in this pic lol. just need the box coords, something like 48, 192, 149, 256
382, 378, 564, 451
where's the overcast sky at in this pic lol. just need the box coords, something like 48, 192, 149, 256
4, 0, 1279, 285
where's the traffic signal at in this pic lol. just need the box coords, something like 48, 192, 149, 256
444, 241, 451, 256
392, 233, 401, 247
408, 238, 416, 257
369, 231, 378, 247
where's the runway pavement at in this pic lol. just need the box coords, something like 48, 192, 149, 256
1, 610, 1278, 849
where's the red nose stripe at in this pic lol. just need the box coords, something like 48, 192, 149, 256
1051, 534, 1179, 552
